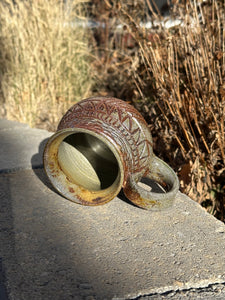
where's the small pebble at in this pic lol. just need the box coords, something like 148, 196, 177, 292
80, 283, 92, 289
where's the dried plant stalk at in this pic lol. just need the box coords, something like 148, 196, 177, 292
115, 0, 225, 220
0, 0, 92, 129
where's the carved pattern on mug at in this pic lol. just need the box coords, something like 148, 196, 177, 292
58, 97, 153, 176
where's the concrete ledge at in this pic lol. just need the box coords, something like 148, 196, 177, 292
0, 119, 52, 173
0, 119, 225, 300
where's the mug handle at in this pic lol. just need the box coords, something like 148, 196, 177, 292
123, 155, 179, 210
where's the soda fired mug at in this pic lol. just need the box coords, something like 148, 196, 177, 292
43, 96, 179, 210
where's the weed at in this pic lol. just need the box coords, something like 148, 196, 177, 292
0, 0, 92, 129
91, 0, 225, 220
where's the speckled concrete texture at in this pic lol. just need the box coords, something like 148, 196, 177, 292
0, 119, 225, 300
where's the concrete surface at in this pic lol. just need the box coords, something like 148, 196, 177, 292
0, 119, 52, 173
0, 119, 225, 300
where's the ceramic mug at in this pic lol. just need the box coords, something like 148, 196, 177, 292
43, 96, 179, 209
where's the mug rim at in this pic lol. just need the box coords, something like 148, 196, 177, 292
43, 127, 125, 206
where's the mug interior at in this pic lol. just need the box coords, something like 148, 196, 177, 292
43, 128, 124, 205
58, 132, 119, 191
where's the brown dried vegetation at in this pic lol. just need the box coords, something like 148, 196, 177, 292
0, 0, 92, 130
91, 0, 225, 220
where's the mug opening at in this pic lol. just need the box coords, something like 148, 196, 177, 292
58, 132, 120, 191
137, 177, 167, 193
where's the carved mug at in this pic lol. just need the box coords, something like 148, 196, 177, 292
43, 96, 179, 209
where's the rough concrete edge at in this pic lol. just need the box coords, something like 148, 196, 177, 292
137, 282, 225, 299
0, 119, 29, 129
114, 277, 225, 300
0, 126, 30, 132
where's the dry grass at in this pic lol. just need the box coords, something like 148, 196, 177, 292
119, 0, 225, 220
0, 0, 92, 130
91, 0, 225, 220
